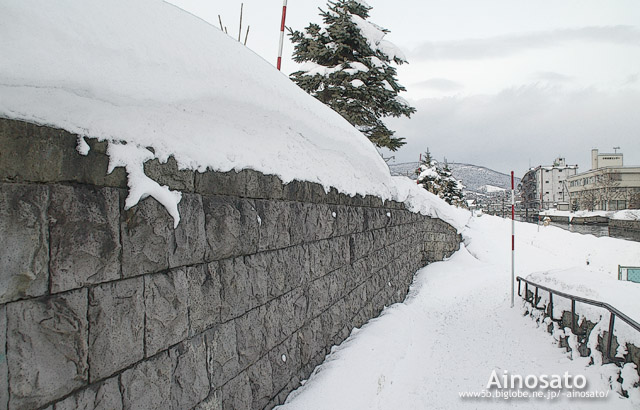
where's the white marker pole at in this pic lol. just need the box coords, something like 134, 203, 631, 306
511, 171, 515, 308
277, 0, 288, 71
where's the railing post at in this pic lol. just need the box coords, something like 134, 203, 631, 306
525, 283, 529, 302
548, 291, 553, 319
534, 287, 539, 308
571, 299, 577, 332
517, 278, 521, 296
606, 312, 616, 360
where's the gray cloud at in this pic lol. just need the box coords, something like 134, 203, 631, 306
385, 86, 640, 177
413, 78, 464, 91
625, 73, 639, 84
531, 71, 572, 83
411, 25, 640, 61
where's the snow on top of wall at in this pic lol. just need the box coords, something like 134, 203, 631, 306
612, 210, 640, 221
0, 0, 467, 230
540, 209, 640, 221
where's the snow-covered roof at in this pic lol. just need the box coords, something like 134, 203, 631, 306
0, 0, 468, 230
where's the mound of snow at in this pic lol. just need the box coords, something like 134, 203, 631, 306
0, 0, 469, 230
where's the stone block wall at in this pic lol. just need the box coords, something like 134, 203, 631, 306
0, 118, 461, 410
609, 219, 640, 242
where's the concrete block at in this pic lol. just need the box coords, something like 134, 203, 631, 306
0, 119, 126, 187
330, 205, 350, 237
193, 390, 222, 410
143, 155, 194, 192
287, 202, 306, 246
205, 321, 239, 389
121, 196, 172, 277
53, 377, 122, 410
246, 355, 273, 410
170, 335, 210, 409
235, 306, 267, 369
88, 277, 144, 381
203, 196, 259, 261
188, 263, 222, 335
269, 336, 300, 395
243, 169, 284, 200
307, 276, 331, 319
282, 180, 312, 203
145, 270, 189, 357
219, 257, 257, 322
0, 306, 6, 410
243, 253, 269, 307
255, 200, 290, 252
296, 317, 324, 367
121, 351, 172, 410
7, 290, 88, 410
221, 372, 251, 410
0, 183, 49, 303
49, 185, 120, 293
169, 193, 206, 268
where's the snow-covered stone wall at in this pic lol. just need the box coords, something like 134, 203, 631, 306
0, 118, 461, 410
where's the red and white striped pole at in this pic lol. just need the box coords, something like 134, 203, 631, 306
277, 0, 288, 71
511, 171, 515, 308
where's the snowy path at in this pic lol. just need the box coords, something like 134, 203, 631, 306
278, 215, 640, 409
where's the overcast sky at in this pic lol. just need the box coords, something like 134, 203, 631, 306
167, 0, 640, 177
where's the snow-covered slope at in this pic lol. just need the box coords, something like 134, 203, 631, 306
0, 0, 468, 230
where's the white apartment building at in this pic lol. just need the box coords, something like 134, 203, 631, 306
521, 157, 578, 210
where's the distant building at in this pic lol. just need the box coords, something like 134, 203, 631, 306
520, 157, 578, 210
591, 148, 623, 169
568, 149, 640, 211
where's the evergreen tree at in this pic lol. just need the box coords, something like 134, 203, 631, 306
416, 150, 466, 206
289, 0, 415, 151
416, 149, 442, 195
440, 162, 466, 207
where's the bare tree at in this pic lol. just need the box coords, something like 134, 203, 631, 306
629, 190, 640, 209
595, 168, 621, 210
579, 189, 598, 211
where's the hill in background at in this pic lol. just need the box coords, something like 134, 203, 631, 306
388, 162, 521, 194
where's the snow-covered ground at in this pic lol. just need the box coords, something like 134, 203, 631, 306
278, 215, 640, 410
541, 209, 640, 221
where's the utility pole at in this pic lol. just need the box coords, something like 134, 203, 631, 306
511, 171, 515, 308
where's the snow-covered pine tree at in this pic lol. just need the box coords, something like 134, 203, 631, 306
440, 162, 466, 207
289, 0, 415, 151
416, 150, 466, 206
416, 149, 442, 195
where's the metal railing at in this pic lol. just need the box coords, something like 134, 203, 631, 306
517, 276, 640, 363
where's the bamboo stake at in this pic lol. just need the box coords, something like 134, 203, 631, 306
244, 25, 250, 45
238, 3, 243, 42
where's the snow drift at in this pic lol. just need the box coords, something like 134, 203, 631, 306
0, 0, 468, 229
